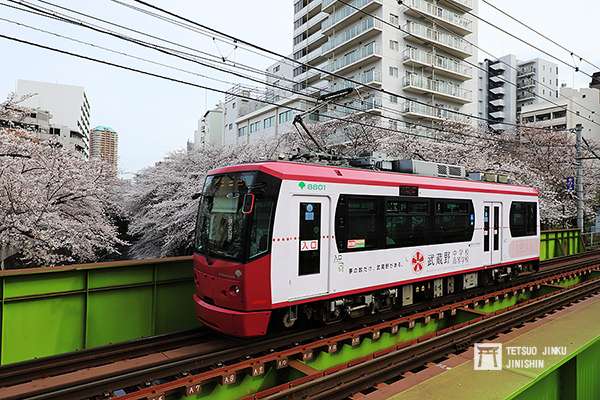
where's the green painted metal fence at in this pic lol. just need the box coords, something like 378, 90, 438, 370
0, 256, 196, 365
540, 229, 583, 261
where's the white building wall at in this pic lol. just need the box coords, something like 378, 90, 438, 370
520, 87, 600, 141
15, 79, 91, 158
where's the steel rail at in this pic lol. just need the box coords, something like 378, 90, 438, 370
263, 278, 600, 399
0, 329, 211, 388
13, 253, 598, 400
0, 251, 598, 399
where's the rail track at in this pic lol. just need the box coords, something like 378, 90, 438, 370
1, 251, 599, 400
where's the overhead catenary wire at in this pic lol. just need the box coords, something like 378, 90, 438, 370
22, 0, 580, 136
3, 1, 568, 148
353, 0, 600, 130
2, 0, 583, 149
0, 32, 493, 149
463, 2, 594, 78
481, 0, 600, 72
117, 0, 576, 134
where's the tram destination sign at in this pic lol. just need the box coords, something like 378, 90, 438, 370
399, 186, 419, 197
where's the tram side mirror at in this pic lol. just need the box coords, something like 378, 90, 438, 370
191, 192, 203, 200
242, 193, 255, 215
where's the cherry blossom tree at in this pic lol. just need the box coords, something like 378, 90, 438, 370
124, 138, 286, 258
124, 115, 600, 258
0, 97, 125, 267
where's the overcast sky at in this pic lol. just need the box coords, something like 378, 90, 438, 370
1, 0, 598, 174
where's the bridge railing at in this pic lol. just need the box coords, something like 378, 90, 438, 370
540, 228, 583, 261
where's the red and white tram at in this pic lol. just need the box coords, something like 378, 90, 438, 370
193, 161, 539, 337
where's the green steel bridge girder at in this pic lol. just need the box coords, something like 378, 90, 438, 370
0, 229, 583, 366
0, 257, 197, 365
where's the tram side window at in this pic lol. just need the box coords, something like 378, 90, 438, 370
433, 200, 474, 244
345, 197, 379, 251
510, 202, 537, 237
385, 199, 430, 248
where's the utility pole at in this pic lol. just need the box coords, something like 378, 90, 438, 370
575, 123, 584, 232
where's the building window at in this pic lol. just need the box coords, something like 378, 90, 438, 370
249, 121, 261, 133
237, 126, 247, 137
264, 116, 275, 129
390, 95, 398, 103
228, 123, 233, 130
279, 110, 293, 124
389, 40, 399, 51
232, 102, 236, 109
389, 66, 399, 78
50, 127, 60, 135
389, 13, 399, 25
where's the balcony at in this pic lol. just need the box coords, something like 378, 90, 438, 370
439, 0, 473, 11
321, 17, 383, 57
402, 48, 471, 81
404, 21, 472, 59
402, 101, 465, 122
518, 79, 535, 88
323, 42, 382, 75
328, 96, 383, 119
489, 75, 506, 84
321, 0, 382, 34
403, 0, 472, 35
296, 0, 321, 19
490, 99, 505, 107
403, 73, 472, 103
336, 69, 383, 90
489, 86, 505, 95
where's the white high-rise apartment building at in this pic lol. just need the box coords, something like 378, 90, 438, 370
476, 56, 559, 132
15, 79, 91, 158
293, 0, 479, 129
516, 58, 559, 113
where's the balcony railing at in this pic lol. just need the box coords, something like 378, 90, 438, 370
329, 96, 383, 118
321, 0, 380, 31
404, 0, 472, 32
402, 48, 471, 78
336, 69, 382, 90
322, 17, 382, 54
404, 21, 472, 57
403, 73, 472, 101
403, 101, 464, 122
324, 42, 380, 73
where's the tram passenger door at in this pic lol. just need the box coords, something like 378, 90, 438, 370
287, 196, 330, 300
483, 203, 502, 265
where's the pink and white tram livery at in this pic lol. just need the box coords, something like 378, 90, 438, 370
193, 161, 540, 337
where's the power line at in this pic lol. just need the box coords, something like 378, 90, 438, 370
462, 3, 593, 78
481, 0, 600, 72
122, 0, 572, 134
0, 16, 269, 94
4, 2, 559, 147
381, 0, 600, 129
0, 32, 493, 149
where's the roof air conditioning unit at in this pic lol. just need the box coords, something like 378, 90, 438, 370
393, 160, 466, 179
